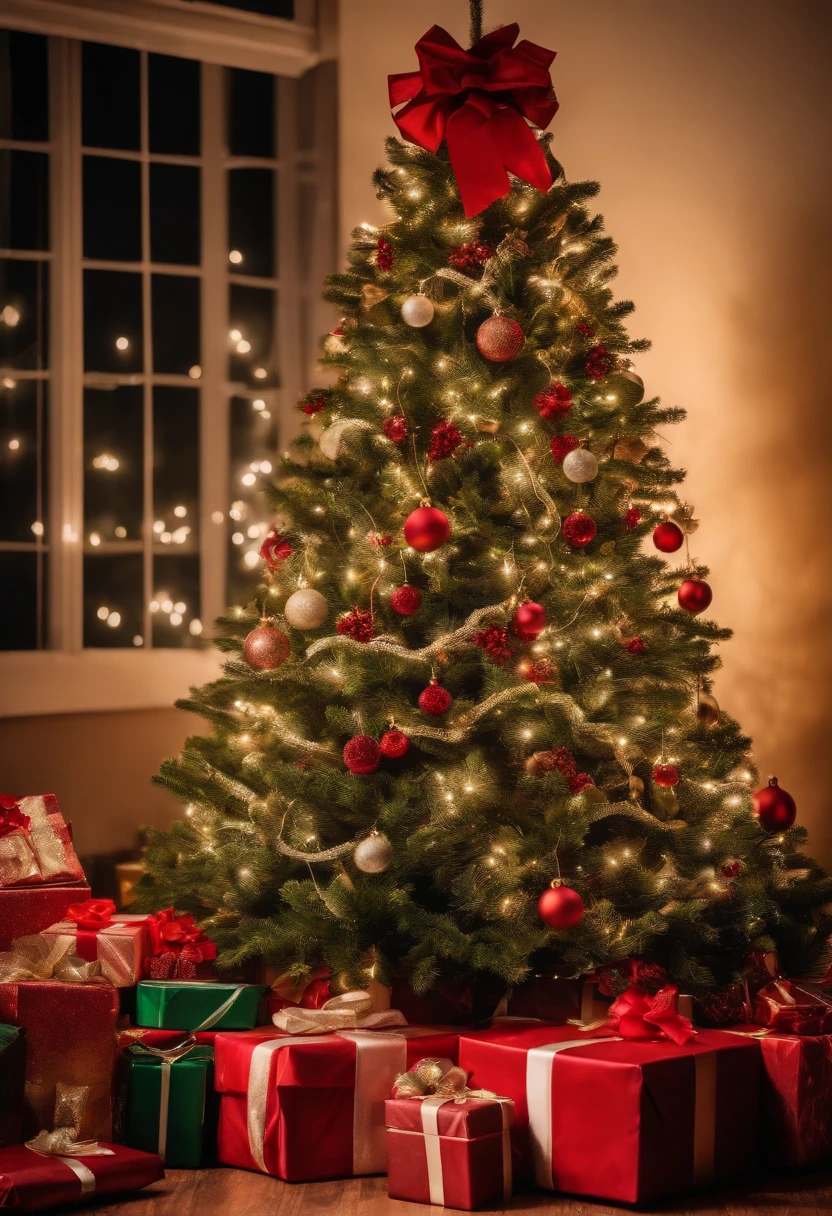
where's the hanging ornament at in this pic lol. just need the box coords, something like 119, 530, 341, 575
562, 512, 597, 548
476, 315, 525, 363
284, 587, 328, 629
550, 434, 580, 465
343, 734, 382, 775
427, 420, 465, 460
696, 692, 720, 726
390, 584, 422, 616
562, 448, 598, 483
623, 506, 642, 532
474, 415, 500, 434
653, 763, 679, 788
523, 658, 557, 684
418, 678, 452, 716
569, 773, 595, 794
367, 531, 392, 549
401, 293, 435, 327
625, 637, 646, 654
376, 237, 393, 270
360, 283, 389, 310
652, 786, 679, 820
721, 858, 743, 879
607, 369, 645, 406
628, 774, 645, 799
512, 601, 546, 640
336, 607, 375, 642
472, 623, 512, 664
243, 624, 290, 671
354, 831, 393, 873
448, 241, 495, 273
753, 777, 797, 832
678, 577, 712, 615
319, 419, 355, 461
585, 343, 614, 381
383, 415, 409, 443
404, 504, 451, 552
259, 529, 294, 570
380, 728, 410, 759
653, 521, 685, 553
538, 881, 584, 929
297, 389, 329, 416
533, 383, 573, 418
575, 321, 595, 338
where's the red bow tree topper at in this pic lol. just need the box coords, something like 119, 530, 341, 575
389, 23, 558, 217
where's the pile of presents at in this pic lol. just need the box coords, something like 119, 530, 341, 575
2, 793, 832, 1211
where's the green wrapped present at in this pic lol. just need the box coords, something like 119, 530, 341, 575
125, 1039, 215, 1168
0, 1024, 25, 1147
136, 981, 264, 1031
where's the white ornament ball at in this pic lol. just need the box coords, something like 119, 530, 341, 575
401, 294, 435, 328
319, 419, 354, 461
284, 587, 328, 630
354, 832, 393, 873
562, 448, 599, 483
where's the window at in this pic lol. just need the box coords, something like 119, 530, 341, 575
0, 19, 336, 708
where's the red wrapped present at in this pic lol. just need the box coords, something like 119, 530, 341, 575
40, 900, 150, 988
0, 1142, 163, 1209
0, 885, 91, 952
0, 796, 84, 889
753, 979, 832, 1035
144, 907, 217, 981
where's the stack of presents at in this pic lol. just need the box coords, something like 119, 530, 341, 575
2, 794, 832, 1210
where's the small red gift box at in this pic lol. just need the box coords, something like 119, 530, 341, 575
0, 796, 84, 889
0, 885, 91, 952
0, 1142, 163, 1210
458, 1021, 760, 1204
41, 901, 150, 988
753, 979, 832, 1035
386, 1094, 513, 1209
215, 1025, 461, 1181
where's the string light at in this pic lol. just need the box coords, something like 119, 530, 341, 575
8, 438, 19, 451
229, 250, 243, 264
115, 336, 129, 351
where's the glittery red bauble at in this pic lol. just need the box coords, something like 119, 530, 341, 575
376, 237, 393, 270
534, 383, 573, 418
343, 734, 382, 774
418, 680, 452, 716
562, 512, 597, 548
550, 434, 580, 464
380, 729, 410, 759
390, 584, 422, 616
538, 883, 584, 929
624, 507, 642, 532
336, 608, 375, 643
427, 420, 465, 461
383, 415, 408, 443
404, 505, 451, 552
721, 858, 743, 879
653, 763, 679, 788
259, 529, 293, 569
753, 777, 797, 832
244, 624, 290, 670
512, 601, 546, 640
653, 521, 685, 553
476, 315, 525, 363
678, 578, 712, 614
625, 637, 646, 654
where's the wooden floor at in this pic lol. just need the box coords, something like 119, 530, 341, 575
49, 1166, 832, 1215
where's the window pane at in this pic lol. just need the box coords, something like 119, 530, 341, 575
152, 554, 201, 647
82, 43, 140, 151
84, 553, 143, 647
0, 32, 49, 142
228, 169, 274, 277
150, 164, 200, 266
0, 379, 48, 543
296, 179, 317, 278
228, 284, 275, 382
151, 275, 200, 375
83, 270, 142, 373
83, 157, 141, 262
0, 551, 46, 650
227, 393, 277, 606
295, 67, 318, 153
208, 0, 294, 13
228, 69, 274, 158
84, 385, 144, 543
153, 386, 199, 553
0, 151, 49, 252
149, 54, 200, 156
0, 260, 48, 370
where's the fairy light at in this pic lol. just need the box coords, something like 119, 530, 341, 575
89, 532, 101, 546
254, 367, 267, 379
31, 521, 44, 536
96, 606, 108, 620
236, 339, 251, 354
8, 438, 19, 451
115, 336, 129, 351
115, 526, 126, 538
189, 619, 202, 636
229, 250, 243, 264
107, 611, 121, 628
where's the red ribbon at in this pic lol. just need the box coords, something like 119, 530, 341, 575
147, 907, 217, 962
0, 795, 30, 840
65, 897, 116, 961
607, 984, 696, 1045
389, 23, 558, 217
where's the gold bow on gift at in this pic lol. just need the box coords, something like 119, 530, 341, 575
272, 989, 408, 1036
0, 934, 103, 984
392, 1057, 471, 1101
26, 1083, 114, 1158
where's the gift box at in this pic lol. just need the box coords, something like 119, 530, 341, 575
386, 1093, 513, 1209
0, 796, 84, 889
215, 1025, 461, 1181
753, 979, 832, 1035
0, 1027, 25, 1148
0, 982, 120, 1142
136, 981, 264, 1031
116, 1027, 221, 1051
458, 1021, 760, 1204
0, 885, 91, 953
124, 1041, 215, 1168
0, 1142, 163, 1210
41, 902, 150, 988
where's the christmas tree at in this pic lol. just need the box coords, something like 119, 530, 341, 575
136, 9, 832, 1011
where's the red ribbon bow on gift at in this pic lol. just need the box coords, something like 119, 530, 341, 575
0, 795, 30, 839
607, 983, 696, 1045
147, 907, 217, 959
389, 23, 558, 217
65, 898, 115, 931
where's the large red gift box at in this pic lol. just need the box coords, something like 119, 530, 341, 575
386, 1094, 513, 1209
215, 1026, 460, 1181
0, 886, 91, 952
0, 1142, 163, 1210
459, 1021, 760, 1204
0, 983, 120, 1142
753, 980, 832, 1035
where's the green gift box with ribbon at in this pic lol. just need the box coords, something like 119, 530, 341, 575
135, 981, 265, 1031
124, 1041, 215, 1168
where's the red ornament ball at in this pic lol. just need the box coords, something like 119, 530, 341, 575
244, 624, 290, 671
624, 506, 642, 532
512, 601, 546, 640
343, 734, 382, 775
678, 577, 713, 615
380, 729, 410, 759
336, 607, 375, 643
625, 637, 646, 654
418, 679, 452, 716
753, 776, 797, 832
538, 882, 585, 929
653, 521, 685, 553
404, 505, 451, 552
653, 763, 679, 788
721, 858, 743, 879
550, 434, 580, 465
562, 512, 597, 549
390, 584, 422, 616
476, 315, 525, 363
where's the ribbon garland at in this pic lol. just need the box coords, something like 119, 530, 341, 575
0, 933, 103, 983
388, 23, 558, 217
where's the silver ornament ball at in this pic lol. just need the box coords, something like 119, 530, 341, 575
401, 294, 435, 328
562, 448, 599, 483
319, 419, 353, 461
284, 587, 328, 630
354, 832, 393, 873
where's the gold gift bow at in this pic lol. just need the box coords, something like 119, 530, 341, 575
272, 989, 408, 1035
0, 934, 104, 983
129, 1037, 200, 1160
26, 1082, 114, 1164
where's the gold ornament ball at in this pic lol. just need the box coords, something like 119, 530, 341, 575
284, 588, 328, 630
244, 624, 290, 671
696, 692, 720, 726
354, 832, 393, 873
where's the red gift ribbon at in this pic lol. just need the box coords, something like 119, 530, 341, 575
0, 795, 31, 839
65, 897, 116, 961
146, 907, 217, 964
607, 983, 696, 1045
389, 23, 558, 217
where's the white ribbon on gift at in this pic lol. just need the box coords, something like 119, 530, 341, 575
272, 989, 407, 1036
130, 1037, 200, 1161
418, 1092, 513, 1206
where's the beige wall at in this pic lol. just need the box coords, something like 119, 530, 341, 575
338, 0, 832, 866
